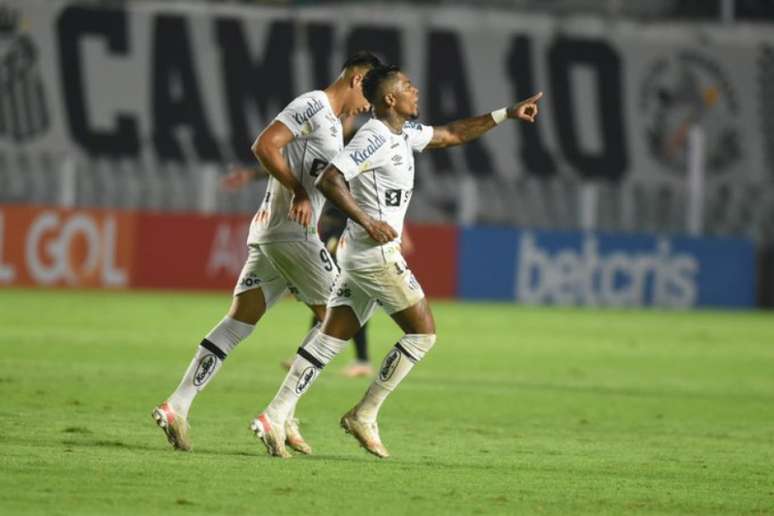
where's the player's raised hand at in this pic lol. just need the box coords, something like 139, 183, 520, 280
289, 189, 313, 227
365, 219, 398, 244
509, 91, 543, 123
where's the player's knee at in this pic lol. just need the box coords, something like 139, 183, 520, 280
400, 333, 436, 361
308, 304, 327, 324
229, 290, 266, 325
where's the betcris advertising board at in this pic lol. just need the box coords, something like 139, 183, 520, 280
459, 228, 756, 308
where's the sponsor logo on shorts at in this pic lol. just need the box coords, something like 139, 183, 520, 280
240, 274, 261, 288
295, 366, 317, 394
336, 286, 352, 298
379, 349, 401, 382
193, 354, 217, 386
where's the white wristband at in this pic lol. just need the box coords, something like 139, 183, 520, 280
491, 108, 508, 125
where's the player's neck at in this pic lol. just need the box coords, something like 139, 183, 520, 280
324, 81, 346, 118
375, 110, 406, 134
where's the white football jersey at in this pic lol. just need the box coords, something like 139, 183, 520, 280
328, 118, 433, 270
248, 90, 343, 244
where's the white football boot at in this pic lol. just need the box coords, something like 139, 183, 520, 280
340, 407, 389, 459
151, 402, 192, 451
249, 413, 291, 458
285, 418, 312, 455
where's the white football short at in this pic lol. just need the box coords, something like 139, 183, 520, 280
234, 240, 338, 307
327, 254, 425, 326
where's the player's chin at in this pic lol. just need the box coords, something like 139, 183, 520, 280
409, 110, 420, 120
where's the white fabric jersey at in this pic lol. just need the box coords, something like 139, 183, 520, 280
328, 118, 433, 270
248, 90, 343, 244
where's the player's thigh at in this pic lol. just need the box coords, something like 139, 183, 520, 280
352, 257, 430, 331
320, 305, 362, 341
228, 288, 267, 325
327, 269, 378, 334
260, 240, 338, 307
232, 245, 288, 324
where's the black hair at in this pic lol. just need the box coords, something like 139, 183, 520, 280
340, 51, 383, 72
361, 64, 401, 105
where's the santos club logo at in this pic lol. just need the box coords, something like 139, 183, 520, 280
0, 5, 49, 142
639, 50, 740, 175
295, 367, 317, 394
379, 349, 401, 382
193, 354, 217, 387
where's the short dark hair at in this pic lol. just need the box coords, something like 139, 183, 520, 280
341, 51, 383, 72
361, 64, 401, 105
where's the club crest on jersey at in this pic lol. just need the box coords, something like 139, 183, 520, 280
295, 366, 317, 394
379, 349, 401, 381
193, 354, 217, 386
350, 134, 386, 165
292, 97, 324, 125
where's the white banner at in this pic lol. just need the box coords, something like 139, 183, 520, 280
3, 0, 773, 232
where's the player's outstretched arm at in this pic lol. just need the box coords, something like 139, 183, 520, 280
426, 92, 543, 150
316, 166, 397, 244
251, 122, 312, 227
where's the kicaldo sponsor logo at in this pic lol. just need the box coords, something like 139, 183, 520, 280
516, 233, 699, 308
0, 208, 130, 287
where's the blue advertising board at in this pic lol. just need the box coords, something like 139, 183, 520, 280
459, 228, 756, 308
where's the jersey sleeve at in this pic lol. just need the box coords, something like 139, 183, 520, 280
403, 120, 434, 152
328, 127, 390, 182
273, 94, 315, 138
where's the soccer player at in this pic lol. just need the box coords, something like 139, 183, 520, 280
151, 51, 383, 452
252, 64, 542, 458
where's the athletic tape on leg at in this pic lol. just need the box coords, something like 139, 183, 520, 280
299, 332, 349, 369
203, 316, 255, 357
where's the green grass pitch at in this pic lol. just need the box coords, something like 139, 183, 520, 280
1, 288, 772, 515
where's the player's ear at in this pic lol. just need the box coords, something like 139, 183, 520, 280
350, 72, 363, 89
385, 92, 395, 108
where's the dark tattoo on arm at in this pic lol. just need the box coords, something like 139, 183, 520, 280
429, 113, 496, 149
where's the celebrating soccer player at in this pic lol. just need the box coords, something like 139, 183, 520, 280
151, 52, 383, 453
253, 64, 542, 458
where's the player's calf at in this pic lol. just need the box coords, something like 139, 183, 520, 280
356, 333, 437, 422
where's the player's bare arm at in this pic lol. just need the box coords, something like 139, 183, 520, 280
316, 166, 397, 244
219, 164, 269, 192
251, 121, 312, 227
427, 91, 543, 149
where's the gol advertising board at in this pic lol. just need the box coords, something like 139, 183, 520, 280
0, 205, 459, 297
0, 205, 137, 288
459, 227, 756, 308
0, 205, 248, 290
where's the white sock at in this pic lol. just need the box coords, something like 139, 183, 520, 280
265, 330, 348, 422
168, 316, 254, 419
356, 334, 436, 422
